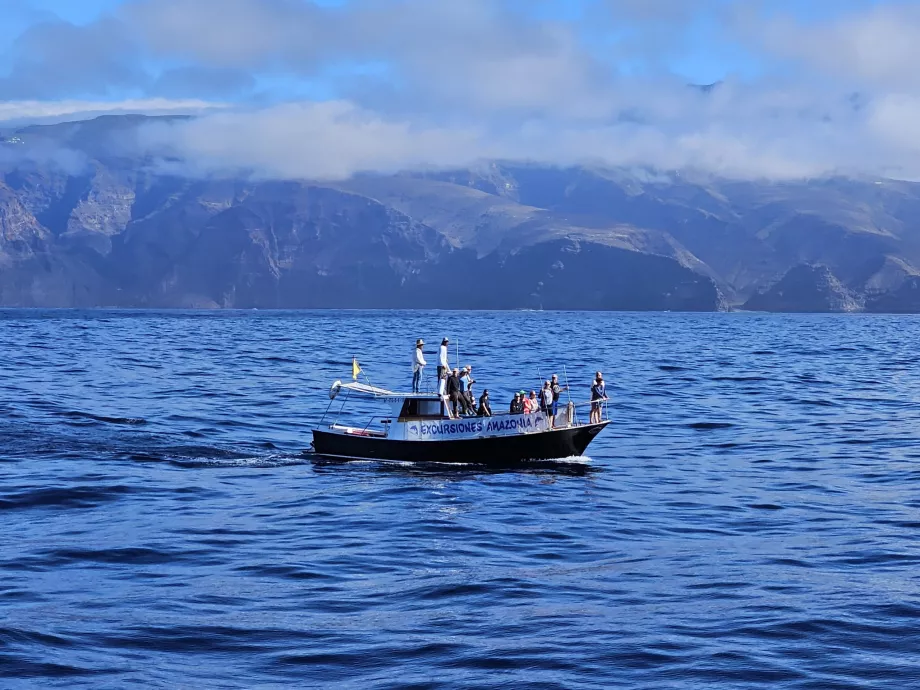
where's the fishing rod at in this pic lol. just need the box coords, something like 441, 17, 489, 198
563, 364, 575, 425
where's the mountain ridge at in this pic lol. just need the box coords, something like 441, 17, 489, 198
2, 114, 920, 311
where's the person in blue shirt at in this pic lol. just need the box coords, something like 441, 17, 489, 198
590, 371, 608, 424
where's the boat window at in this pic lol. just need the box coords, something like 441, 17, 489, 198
417, 399, 442, 417
400, 398, 444, 418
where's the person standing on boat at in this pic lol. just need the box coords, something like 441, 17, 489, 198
412, 339, 426, 393
438, 338, 450, 383
539, 380, 553, 415
510, 392, 523, 414
590, 371, 608, 424
438, 366, 448, 396
478, 390, 492, 417
457, 367, 473, 415
461, 366, 476, 413
549, 374, 568, 428
446, 367, 462, 417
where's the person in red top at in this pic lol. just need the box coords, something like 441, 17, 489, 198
523, 390, 537, 414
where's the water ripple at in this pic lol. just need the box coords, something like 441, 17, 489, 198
2, 310, 920, 688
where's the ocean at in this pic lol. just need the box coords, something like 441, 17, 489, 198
2, 310, 919, 688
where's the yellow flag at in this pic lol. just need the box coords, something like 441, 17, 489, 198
352, 358, 361, 381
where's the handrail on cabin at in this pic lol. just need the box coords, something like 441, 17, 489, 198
331, 399, 608, 431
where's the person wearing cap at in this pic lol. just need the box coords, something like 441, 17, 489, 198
478, 389, 492, 417
590, 371, 608, 424
456, 366, 474, 415
446, 367, 462, 417
461, 365, 476, 413
549, 374, 568, 428
438, 338, 450, 382
412, 339, 426, 393
510, 392, 524, 415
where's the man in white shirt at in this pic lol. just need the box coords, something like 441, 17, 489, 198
412, 339, 426, 393
438, 338, 450, 381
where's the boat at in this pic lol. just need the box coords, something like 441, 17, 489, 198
311, 380, 610, 465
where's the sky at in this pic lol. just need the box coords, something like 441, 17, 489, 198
2, 0, 920, 180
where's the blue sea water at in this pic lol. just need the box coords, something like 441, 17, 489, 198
1, 310, 919, 689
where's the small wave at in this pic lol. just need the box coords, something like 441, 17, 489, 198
234, 564, 333, 580
166, 453, 309, 468
44, 546, 187, 566
0, 657, 112, 678
0, 485, 135, 511
687, 422, 734, 430
658, 365, 687, 371
712, 376, 768, 382
62, 411, 147, 426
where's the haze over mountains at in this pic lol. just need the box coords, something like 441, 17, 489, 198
2, 114, 920, 311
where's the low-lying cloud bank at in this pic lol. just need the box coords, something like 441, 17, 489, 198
131, 89, 920, 181
4, 0, 920, 180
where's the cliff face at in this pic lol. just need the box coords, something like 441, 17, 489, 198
5, 114, 920, 311
743, 264, 862, 313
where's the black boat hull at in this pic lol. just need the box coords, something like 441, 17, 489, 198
312, 421, 609, 464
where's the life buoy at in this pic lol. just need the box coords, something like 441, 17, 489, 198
329, 381, 342, 399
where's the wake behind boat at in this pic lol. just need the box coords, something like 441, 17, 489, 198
312, 380, 610, 465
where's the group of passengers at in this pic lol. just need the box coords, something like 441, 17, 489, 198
413, 338, 608, 425
414, 338, 491, 417
508, 373, 570, 427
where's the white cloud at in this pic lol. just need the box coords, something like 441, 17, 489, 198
757, 3, 920, 91
126, 92, 915, 181
138, 101, 487, 180
868, 94, 920, 156
5, 1, 920, 180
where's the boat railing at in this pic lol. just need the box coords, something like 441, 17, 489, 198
449, 398, 608, 426
330, 399, 608, 432
339, 416, 391, 434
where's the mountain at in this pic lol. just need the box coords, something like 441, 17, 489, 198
2, 114, 920, 311
743, 264, 862, 313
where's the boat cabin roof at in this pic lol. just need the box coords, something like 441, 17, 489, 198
332, 381, 440, 400
330, 381, 447, 420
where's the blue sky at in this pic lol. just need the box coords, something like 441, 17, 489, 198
0, 0, 892, 99
2, 0, 920, 181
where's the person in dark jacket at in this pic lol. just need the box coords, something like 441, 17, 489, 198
446, 368, 462, 418
478, 390, 492, 417
510, 392, 524, 414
